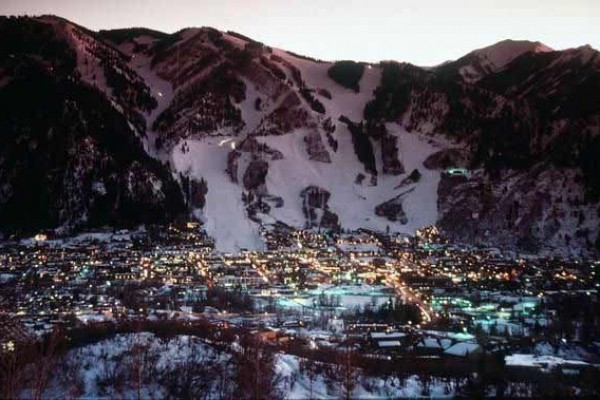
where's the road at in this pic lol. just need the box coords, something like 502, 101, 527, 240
384, 272, 436, 325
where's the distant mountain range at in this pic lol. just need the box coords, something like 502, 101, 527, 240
0, 15, 598, 256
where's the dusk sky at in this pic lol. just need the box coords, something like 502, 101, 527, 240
1, 0, 598, 66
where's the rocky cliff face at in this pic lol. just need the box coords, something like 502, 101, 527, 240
437, 167, 598, 254
1, 16, 598, 255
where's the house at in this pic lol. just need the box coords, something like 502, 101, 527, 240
415, 337, 452, 355
369, 331, 408, 349
377, 340, 402, 349
444, 342, 482, 358
217, 274, 265, 287
505, 354, 590, 376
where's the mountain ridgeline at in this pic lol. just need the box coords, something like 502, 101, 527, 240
0, 16, 598, 255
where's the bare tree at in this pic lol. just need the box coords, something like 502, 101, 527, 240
336, 347, 360, 400
232, 332, 281, 400
160, 336, 228, 400
59, 353, 85, 399
299, 356, 320, 399
0, 342, 24, 399
31, 328, 63, 400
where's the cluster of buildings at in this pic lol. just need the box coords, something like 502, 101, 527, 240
0, 222, 598, 372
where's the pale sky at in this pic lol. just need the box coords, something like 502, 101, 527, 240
1, 0, 598, 65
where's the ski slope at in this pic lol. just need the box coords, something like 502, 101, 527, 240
130, 32, 446, 251
260, 124, 441, 234
171, 138, 263, 252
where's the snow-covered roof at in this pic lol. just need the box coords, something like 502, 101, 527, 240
377, 340, 402, 348
338, 243, 380, 253
505, 354, 588, 368
417, 337, 451, 349
444, 342, 480, 357
371, 331, 407, 340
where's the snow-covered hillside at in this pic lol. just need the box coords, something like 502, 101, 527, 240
103, 28, 447, 252
1, 16, 598, 256
257, 126, 441, 234
19, 332, 461, 399
101, 27, 600, 255
167, 75, 442, 250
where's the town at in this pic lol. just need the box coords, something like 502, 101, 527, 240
1, 222, 599, 396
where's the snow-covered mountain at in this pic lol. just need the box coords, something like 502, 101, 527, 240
0, 15, 598, 256
451, 39, 554, 82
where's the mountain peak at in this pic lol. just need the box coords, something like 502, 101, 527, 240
470, 39, 553, 70
450, 39, 553, 82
